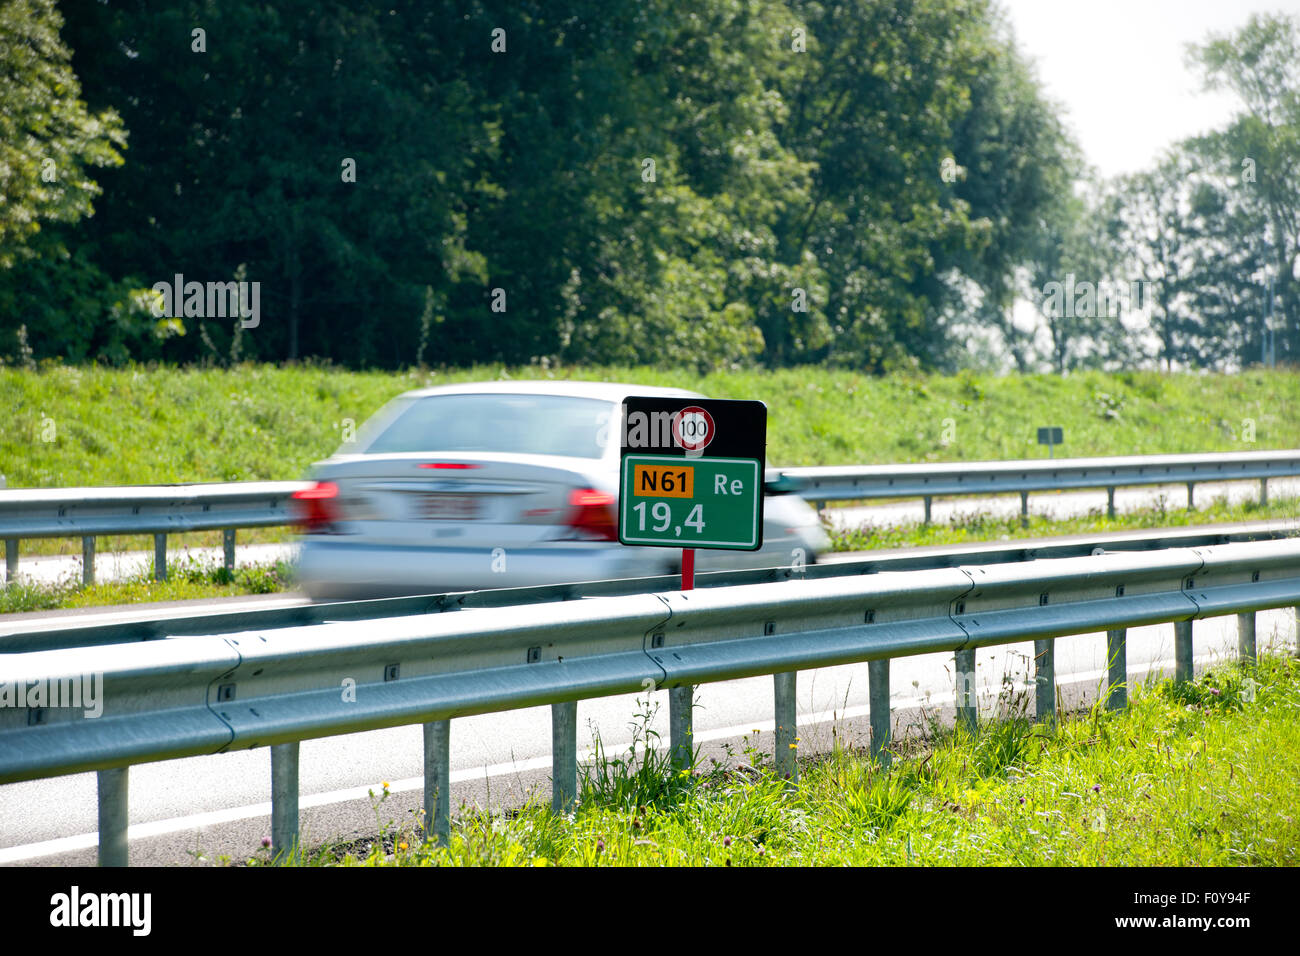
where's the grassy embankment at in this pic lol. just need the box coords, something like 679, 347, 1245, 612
2, 364, 1298, 610
228, 654, 1300, 867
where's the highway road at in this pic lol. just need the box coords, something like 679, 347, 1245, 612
7, 474, 1299, 588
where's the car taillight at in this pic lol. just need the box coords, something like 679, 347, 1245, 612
560, 487, 617, 541
292, 481, 340, 532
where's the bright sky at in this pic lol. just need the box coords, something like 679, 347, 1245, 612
998, 0, 1300, 179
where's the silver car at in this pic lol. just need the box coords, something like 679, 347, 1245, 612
292, 381, 829, 599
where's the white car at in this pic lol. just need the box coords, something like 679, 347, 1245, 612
292, 381, 828, 599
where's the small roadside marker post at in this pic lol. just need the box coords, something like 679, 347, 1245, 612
1037, 426, 1063, 459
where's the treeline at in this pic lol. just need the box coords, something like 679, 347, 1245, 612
0, 1, 1296, 373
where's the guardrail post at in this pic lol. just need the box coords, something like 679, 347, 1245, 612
773, 671, 798, 783
153, 533, 167, 582
551, 701, 578, 814
1237, 611, 1256, 669
955, 648, 977, 734
1034, 639, 1055, 726
271, 742, 299, 861
97, 767, 129, 867
1174, 619, 1194, 685
1106, 628, 1127, 710
669, 685, 693, 774
4, 538, 16, 582
1186, 482, 1195, 510
81, 536, 95, 586
1260, 477, 1269, 506
223, 528, 237, 573
814, 500, 824, 515
1295, 606, 1300, 658
922, 496, 932, 525
1106, 487, 1116, 520
868, 659, 890, 767
1019, 491, 1029, 527
423, 720, 450, 846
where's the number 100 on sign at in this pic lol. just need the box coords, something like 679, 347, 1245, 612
619, 454, 762, 550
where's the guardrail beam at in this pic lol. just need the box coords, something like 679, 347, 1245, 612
97, 767, 129, 868
1106, 628, 1127, 710
773, 671, 798, 783
551, 701, 578, 814
271, 742, 299, 862
423, 720, 450, 847
868, 659, 890, 767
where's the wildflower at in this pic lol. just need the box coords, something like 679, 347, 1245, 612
381, 781, 390, 790
723, 835, 733, 848
1018, 796, 1025, 805
1209, 687, 1221, 696
1092, 784, 1101, 793
398, 842, 408, 851
261, 836, 272, 849
596, 839, 605, 854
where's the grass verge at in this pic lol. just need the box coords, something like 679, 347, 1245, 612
247, 654, 1300, 867
0, 558, 295, 614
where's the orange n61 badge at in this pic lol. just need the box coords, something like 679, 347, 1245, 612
632, 463, 695, 498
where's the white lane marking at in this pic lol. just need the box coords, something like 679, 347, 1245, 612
0, 653, 1192, 863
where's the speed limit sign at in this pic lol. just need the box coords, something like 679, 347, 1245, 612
671, 406, 715, 451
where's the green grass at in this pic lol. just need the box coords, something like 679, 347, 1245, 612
0, 558, 295, 614
2, 363, 1298, 489
263, 654, 1300, 867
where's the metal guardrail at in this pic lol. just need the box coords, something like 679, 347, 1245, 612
2, 537, 1299, 865
1, 448, 1297, 584
780, 449, 1300, 522
4, 520, 1296, 655
0, 481, 309, 584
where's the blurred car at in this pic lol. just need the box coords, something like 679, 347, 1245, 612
291, 381, 828, 600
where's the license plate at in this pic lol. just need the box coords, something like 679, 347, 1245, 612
415, 494, 482, 520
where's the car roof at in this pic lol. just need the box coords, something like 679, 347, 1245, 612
398, 380, 704, 402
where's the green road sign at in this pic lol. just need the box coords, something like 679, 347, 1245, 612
619, 454, 761, 550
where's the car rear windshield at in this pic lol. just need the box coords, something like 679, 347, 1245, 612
362, 393, 613, 459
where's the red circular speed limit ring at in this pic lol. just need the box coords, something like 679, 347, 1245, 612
671, 406, 716, 451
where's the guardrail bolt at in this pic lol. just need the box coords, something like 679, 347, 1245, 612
650, 633, 665, 649
384, 663, 400, 682
527, 646, 541, 663
1115, 585, 1125, 597
764, 621, 776, 636
1038, 592, 1049, 606
217, 683, 236, 702
864, 609, 875, 624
